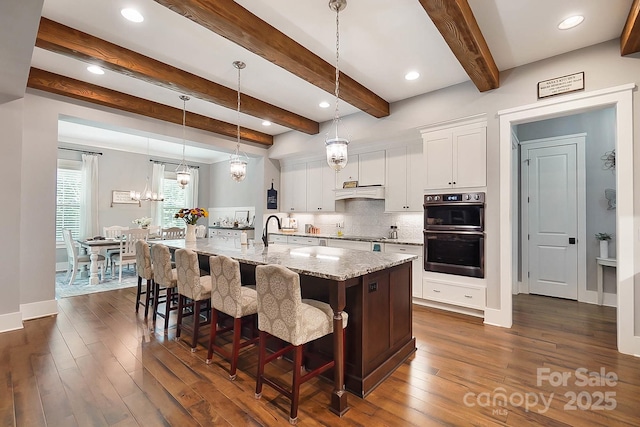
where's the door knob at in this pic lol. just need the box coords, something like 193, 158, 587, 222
569, 237, 576, 244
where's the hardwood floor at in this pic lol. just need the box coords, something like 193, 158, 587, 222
0, 290, 638, 426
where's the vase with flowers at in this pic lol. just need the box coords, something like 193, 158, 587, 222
133, 217, 152, 229
175, 208, 208, 242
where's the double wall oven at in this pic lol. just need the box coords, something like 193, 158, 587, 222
423, 192, 485, 278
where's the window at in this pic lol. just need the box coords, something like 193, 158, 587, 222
56, 160, 82, 241
161, 172, 187, 228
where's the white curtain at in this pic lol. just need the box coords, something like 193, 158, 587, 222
80, 153, 99, 239
151, 162, 165, 226
185, 167, 199, 208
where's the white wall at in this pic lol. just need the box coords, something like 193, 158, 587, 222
209, 157, 258, 207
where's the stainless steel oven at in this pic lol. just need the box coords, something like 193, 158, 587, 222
423, 193, 485, 278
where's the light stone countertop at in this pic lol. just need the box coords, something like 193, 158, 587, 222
269, 231, 423, 246
160, 239, 416, 281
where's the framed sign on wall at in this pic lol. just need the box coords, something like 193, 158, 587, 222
111, 190, 140, 207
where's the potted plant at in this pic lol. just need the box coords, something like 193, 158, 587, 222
595, 232, 612, 259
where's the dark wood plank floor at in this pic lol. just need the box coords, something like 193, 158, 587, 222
0, 289, 638, 426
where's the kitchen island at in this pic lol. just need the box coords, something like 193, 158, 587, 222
160, 239, 417, 416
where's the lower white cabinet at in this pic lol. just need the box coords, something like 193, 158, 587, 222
422, 279, 486, 310
268, 234, 288, 244
287, 236, 320, 246
210, 229, 254, 239
384, 243, 423, 298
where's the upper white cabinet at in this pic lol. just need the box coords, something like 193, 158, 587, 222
358, 151, 385, 186
306, 160, 336, 212
385, 144, 423, 212
422, 122, 486, 190
281, 163, 307, 212
335, 154, 359, 189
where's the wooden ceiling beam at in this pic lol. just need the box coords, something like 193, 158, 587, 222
35, 17, 317, 135
27, 67, 273, 147
153, 0, 390, 118
621, 0, 640, 55
418, 0, 499, 92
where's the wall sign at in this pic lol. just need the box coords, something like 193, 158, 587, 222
537, 72, 584, 99
111, 190, 140, 207
267, 183, 277, 210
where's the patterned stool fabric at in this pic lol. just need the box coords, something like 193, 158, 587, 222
150, 243, 178, 331
254, 264, 348, 424
134, 240, 154, 317
175, 248, 212, 351
206, 255, 259, 379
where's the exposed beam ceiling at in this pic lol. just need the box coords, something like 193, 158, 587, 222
418, 0, 499, 92
620, 0, 640, 55
35, 17, 317, 135
153, 0, 390, 118
27, 67, 273, 147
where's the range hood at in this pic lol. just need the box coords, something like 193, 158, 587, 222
334, 186, 385, 200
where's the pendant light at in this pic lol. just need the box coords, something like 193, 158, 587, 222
176, 95, 191, 189
131, 138, 164, 202
326, 0, 349, 171
230, 60, 248, 182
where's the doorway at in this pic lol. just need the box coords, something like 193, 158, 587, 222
520, 134, 586, 300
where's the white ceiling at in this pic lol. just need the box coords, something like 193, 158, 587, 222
33, 0, 633, 163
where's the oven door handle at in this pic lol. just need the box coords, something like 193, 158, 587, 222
423, 230, 485, 236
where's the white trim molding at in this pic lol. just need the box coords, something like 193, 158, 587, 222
498, 83, 637, 356
0, 311, 23, 333
21, 299, 58, 321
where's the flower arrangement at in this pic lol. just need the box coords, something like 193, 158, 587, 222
132, 217, 152, 228
595, 232, 612, 241
175, 208, 209, 225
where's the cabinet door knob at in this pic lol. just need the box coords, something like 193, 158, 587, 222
448, 182, 452, 185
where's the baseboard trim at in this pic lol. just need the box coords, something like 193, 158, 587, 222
20, 299, 58, 321
0, 311, 23, 333
413, 298, 484, 318
484, 307, 512, 328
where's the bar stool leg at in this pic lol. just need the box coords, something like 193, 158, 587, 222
255, 330, 267, 399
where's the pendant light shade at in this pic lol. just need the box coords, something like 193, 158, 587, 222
131, 138, 164, 202
230, 61, 248, 182
176, 95, 191, 189
326, 0, 349, 171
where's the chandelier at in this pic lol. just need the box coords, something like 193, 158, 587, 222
326, 0, 349, 171
176, 95, 191, 188
131, 138, 163, 202
230, 60, 248, 182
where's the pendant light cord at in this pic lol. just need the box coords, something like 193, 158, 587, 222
333, 6, 341, 138
236, 62, 241, 153
182, 96, 187, 163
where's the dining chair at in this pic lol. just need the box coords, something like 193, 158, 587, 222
254, 264, 348, 425
147, 225, 162, 238
110, 228, 148, 282
195, 224, 207, 238
62, 229, 105, 286
103, 225, 129, 269
163, 227, 185, 240
134, 239, 154, 317
206, 255, 259, 380
175, 248, 212, 351
150, 243, 179, 332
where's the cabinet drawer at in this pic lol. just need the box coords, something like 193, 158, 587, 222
327, 239, 372, 251
269, 234, 288, 243
383, 243, 422, 256
288, 236, 319, 245
422, 280, 485, 309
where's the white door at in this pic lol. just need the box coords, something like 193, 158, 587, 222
523, 142, 578, 299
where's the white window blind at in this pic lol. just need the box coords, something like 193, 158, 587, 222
161, 174, 187, 228
56, 161, 82, 241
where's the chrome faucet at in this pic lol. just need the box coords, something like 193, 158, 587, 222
262, 215, 281, 247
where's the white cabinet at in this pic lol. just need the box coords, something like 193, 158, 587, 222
422, 122, 486, 190
358, 151, 385, 186
384, 243, 423, 299
326, 239, 372, 251
287, 236, 319, 246
268, 234, 288, 244
335, 154, 359, 189
385, 144, 423, 212
306, 160, 336, 212
281, 163, 307, 212
422, 279, 486, 310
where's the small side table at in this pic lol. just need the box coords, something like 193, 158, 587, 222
596, 257, 616, 306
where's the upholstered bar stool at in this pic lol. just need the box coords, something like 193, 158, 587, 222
206, 255, 259, 380
134, 240, 154, 317
254, 264, 348, 425
150, 243, 178, 331
174, 248, 212, 352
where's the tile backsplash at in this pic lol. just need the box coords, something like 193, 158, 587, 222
289, 200, 422, 240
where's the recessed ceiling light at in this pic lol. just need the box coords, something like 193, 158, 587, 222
405, 71, 420, 81
262, 120, 272, 126
121, 8, 144, 23
319, 101, 331, 108
558, 15, 584, 30
87, 65, 105, 75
